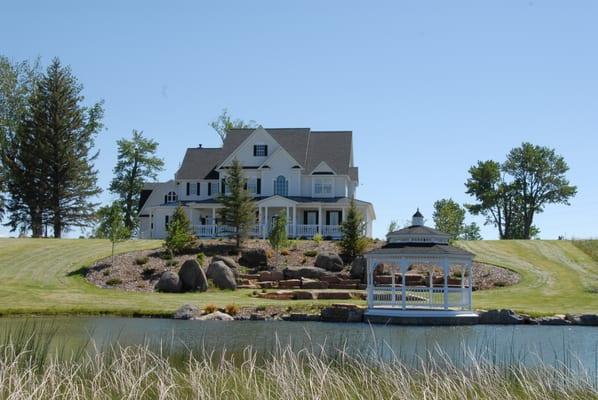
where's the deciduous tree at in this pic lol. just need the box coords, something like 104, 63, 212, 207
268, 211, 288, 267
95, 202, 131, 265
432, 199, 466, 240
209, 109, 256, 143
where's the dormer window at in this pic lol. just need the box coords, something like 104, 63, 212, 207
165, 191, 177, 203
253, 144, 268, 157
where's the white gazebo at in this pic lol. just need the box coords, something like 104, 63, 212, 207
364, 210, 478, 324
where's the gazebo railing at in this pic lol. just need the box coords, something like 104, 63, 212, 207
371, 286, 470, 310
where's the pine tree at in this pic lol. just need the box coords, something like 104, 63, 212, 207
95, 202, 131, 265
268, 211, 288, 267
339, 199, 368, 262
34, 58, 104, 237
217, 159, 256, 248
164, 206, 195, 255
109, 130, 164, 231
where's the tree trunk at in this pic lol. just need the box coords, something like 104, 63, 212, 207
53, 216, 62, 238
111, 241, 115, 265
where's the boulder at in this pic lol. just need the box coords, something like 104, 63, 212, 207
207, 261, 237, 290
239, 249, 268, 268
292, 290, 315, 300
156, 271, 182, 293
315, 252, 344, 272
212, 255, 240, 270
178, 259, 208, 292
579, 314, 598, 326
174, 304, 200, 320
198, 311, 234, 321
258, 281, 277, 289
350, 257, 366, 281
301, 279, 329, 289
259, 270, 284, 282
478, 309, 524, 325
283, 266, 328, 280
316, 291, 353, 300
321, 304, 364, 322
278, 279, 301, 289
535, 316, 570, 325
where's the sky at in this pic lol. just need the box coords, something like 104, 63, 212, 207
1, 1, 597, 239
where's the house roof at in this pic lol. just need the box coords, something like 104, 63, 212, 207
175, 128, 357, 180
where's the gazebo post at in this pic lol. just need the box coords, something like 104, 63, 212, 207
400, 258, 408, 310
367, 258, 373, 309
428, 264, 433, 307
391, 264, 397, 307
467, 260, 473, 311
443, 258, 449, 310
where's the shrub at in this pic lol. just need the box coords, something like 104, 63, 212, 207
196, 252, 206, 266
280, 249, 290, 256
135, 256, 149, 265
161, 252, 173, 260
142, 266, 156, 275
224, 303, 239, 316
102, 269, 110, 276
313, 233, 323, 244
256, 304, 267, 311
203, 303, 218, 314
106, 278, 122, 286
303, 250, 317, 257
164, 206, 195, 255
266, 249, 274, 259
339, 199, 367, 262
166, 260, 178, 267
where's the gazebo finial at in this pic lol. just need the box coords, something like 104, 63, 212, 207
412, 208, 424, 226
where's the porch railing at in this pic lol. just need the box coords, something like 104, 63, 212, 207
192, 224, 343, 239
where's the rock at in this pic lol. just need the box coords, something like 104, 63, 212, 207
207, 261, 237, 290
284, 313, 321, 321
320, 275, 342, 284
259, 270, 284, 282
478, 309, 524, 324
197, 311, 234, 321
258, 290, 294, 300
258, 281, 277, 289
178, 259, 208, 292
579, 314, 598, 326
328, 283, 359, 289
321, 305, 364, 322
239, 273, 260, 280
535, 316, 570, 325
350, 257, 366, 281
315, 252, 344, 272
156, 271, 182, 293
301, 279, 329, 289
237, 284, 258, 289
278, 279, 301, 289
250, 313, 266, 321
174, 304, 200, 319
316, 291, 353, 300
239, 249, 268, 268
292, 290, 315, 300
212, 255, 240, 270
283, 266, 329, 280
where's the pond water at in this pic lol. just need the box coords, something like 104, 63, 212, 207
0, 317, 596, 375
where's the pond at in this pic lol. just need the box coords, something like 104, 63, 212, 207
0, 316, 596, 375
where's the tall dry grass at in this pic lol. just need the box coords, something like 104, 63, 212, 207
0, 334, 595, 400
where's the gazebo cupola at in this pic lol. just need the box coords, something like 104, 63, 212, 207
364, 209, 477, 324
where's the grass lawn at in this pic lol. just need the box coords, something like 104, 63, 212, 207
0, 238, 596, 316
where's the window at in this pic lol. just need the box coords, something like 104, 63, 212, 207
305, 211, 318, 225
314, 178, 333, 196
273, 175, 288, 196
253, 144, 268, 157
246, 178, 258, 194
196, 182, 200, 195
165, 191, 177, 203
164, 215, 169, 228
186, 182, 190, 196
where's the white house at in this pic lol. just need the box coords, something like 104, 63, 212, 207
138, 127, 375, 239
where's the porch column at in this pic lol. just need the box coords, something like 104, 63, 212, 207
318, 205, 323, 234
286, 206, 291, 236
443, 258, 449, 310
211, 208, 216, 237
292, 206, 297, 237
258, 207, 262, 238
263, 207, 268, 239
400, 258, 408, 310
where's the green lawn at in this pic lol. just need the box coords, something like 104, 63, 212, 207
0, 238, 596, 316
457, 240, 598, 315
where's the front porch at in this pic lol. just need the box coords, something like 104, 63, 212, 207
190, 222, 343, 239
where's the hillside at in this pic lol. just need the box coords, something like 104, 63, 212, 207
0, 238, 596, 316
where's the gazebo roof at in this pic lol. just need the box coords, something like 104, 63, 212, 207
367, 242, 474, 257
389, 225, 448, 237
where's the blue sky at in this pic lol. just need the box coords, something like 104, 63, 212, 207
2, 1, 597, 239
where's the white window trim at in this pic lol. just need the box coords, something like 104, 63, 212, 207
312, 177, 334, 198
254, 143, 268, 157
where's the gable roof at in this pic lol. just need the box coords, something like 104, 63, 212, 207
175, 128, 357, 180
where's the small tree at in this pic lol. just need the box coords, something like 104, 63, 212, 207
164, 206, 194, 255
433, 199, 466, 240
460, 222, 483, 241
268, 211, 288, 267
95, 202, 131, 265
339, 199, 368, 262
209, 109, 257, 143
218, 159, 256, 249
